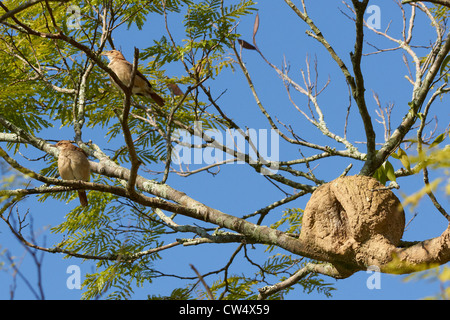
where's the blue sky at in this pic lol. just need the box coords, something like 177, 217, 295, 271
1, 1, 449, 300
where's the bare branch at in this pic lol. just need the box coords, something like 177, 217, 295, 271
257, 262, 344, 300
190, 264, 214, 300
402, 0, 450, 7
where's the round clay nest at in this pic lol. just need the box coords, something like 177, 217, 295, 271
299, 175, 405, 258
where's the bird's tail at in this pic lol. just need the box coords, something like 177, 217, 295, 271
149, 91, 165, 108
78, 190, 88, 207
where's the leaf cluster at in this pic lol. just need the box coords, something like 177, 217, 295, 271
50, 192, 167, 299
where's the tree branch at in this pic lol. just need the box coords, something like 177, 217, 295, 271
350, 0, 376, 174
402, 0, 450, 6
283, 0, 356, 90
2, 203, 180, 261
383, 225, 450, 274
121, 47, 142, 195
362, 30, 450, 175
257, 262, 345, 300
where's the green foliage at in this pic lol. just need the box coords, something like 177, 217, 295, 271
257, 254, 335, 298
145, 0, 255, 77
210, 275, 259, 300
372, 160, 396, 185
203, 253, 335, 299
270, 207, 303, 234
390, 147, 410, 172
148, 287, 194, 300
402, 144, 450, 211
51, 193, 167, 299
267, 208, 303, 253
184, 0, 255, 41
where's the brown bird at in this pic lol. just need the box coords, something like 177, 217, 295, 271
56, 140, 91, 207
101, 50, 165, 107
167, 83, 184, 96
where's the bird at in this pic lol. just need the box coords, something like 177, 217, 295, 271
56, 140, 91, 207
167, 83, 184, 96
101, 50, 165, 107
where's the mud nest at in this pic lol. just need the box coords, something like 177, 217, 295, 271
299, 175, 405, 266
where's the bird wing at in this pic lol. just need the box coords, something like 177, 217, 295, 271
58, 155, 75, 180
67, 150, 90, 181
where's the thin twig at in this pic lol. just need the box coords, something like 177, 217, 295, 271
190, 264, 214, 300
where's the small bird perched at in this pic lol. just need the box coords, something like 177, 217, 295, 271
101, 50, 165, 107
56, 140, 91, 207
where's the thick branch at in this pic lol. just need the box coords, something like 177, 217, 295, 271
120, 47, 141, 194
382, 225, 450, 274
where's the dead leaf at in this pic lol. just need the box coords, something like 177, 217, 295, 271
253, 12, 260, 46
237, 39, 256, 50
